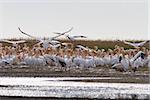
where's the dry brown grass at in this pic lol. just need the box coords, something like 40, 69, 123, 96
1, 39, 149, 50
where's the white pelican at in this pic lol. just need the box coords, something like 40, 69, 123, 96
130, 51, 145, 71
53, 27, 73, 36
103, 54, 111, 66
123, 41, 148, 48
85, 57, 96, 68
147, 55, 150, 68
130, 51, 146, 72
43, 54, 56, 66
1, 40, 26, 47
76, 45, 91, 51
49, 43, 61, 49
94, 57, 105, 66
0, 53, 6, 66
111, 54, 130, 72
111, 54, 120, 65
65, 35, 87, 41
2, 54, 16, 65
53, 27, 86, 41
64, 56, 76, 68
55, 56, 66, 67
18, 27, 72, 48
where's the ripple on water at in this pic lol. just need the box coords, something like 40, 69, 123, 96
0, 77, 149, 99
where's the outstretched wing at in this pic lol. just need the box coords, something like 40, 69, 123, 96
52, 27, 73, 39
62, 27, 73, 34
136, 41, 147, 47
123, 41, 136, 47
1, 40, 26, 46
1, 40, 13, 44
76, 45, 89, 51
53, 27, 73, 35
15, 40, 26, 44
18, 27, 36, 39
73, 35, 87, 38
123, 41, 147, 47
49, 40, 60, 45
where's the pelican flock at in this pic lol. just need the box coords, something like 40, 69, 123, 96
0, 27, 149, 72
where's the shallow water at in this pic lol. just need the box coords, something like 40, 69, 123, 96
0, 77, 149, 99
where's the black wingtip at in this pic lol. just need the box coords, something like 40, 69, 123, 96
18, 27, 21, 31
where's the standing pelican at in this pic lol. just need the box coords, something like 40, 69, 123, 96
130, 51, 146, 72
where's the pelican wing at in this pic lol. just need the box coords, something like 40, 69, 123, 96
1, 40, 14, 44
18, 27, 36, 39
52, 27, 73, 39
135, 41, 147, 47
15, 40, 26, 44
49, 40, 61, 45
66, 35, 74, 41
2, 40, 25, 44
123, 41, 133, 46
73, 35, 87, 38
53, 32, 61, 35
123, 41, 138, 47
124, 41, 147, 47
62, 27, 73, 34
76, 45, 89, 50
50, 44, 61, 48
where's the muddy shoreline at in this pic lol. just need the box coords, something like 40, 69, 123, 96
0, 65, 149, 83
0, 96, 143, 100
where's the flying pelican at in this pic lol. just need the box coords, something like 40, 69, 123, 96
53, 27, 73, 36
65, 35, 87, 41
49, 40, 61, 45
1, 40, 26, 47
123, 41, 148, 48
76, 45, 93, 53
54, 33, 87, 41
50, 43, 61, 49
61, 42, 73, 49
76, 45, 90, 51
53, 27, 86, 41
18, 27, 72, 48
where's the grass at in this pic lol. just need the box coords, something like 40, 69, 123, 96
1, 39, 149, 50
